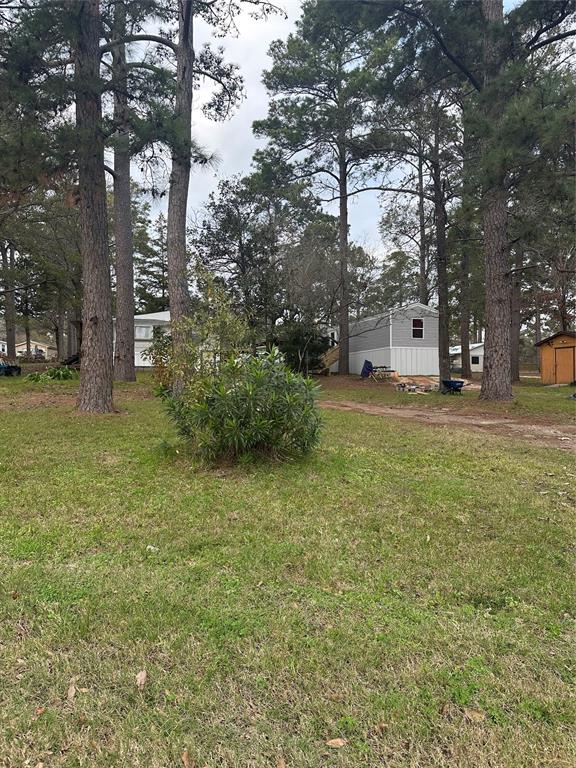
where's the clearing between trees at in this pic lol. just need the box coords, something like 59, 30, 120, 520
0, 380, 574, 767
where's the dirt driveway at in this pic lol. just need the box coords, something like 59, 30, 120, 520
321, 399, 576, 452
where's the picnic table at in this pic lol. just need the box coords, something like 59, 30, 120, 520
370, 366, 396, 382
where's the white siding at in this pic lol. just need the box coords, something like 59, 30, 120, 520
469, 351, 484, 372
135, 340, 153, 367
331, 347, 436, 375
451, 346, 484, 372
349, 346, 392, 375
391, 347, 438, 376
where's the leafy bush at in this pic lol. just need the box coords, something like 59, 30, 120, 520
164, 349, 322, 462
26, 366, 77, 383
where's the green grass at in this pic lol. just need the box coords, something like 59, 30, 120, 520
0, 380, 574, 766
318, 376, 576, 422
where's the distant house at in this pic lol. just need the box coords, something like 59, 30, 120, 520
15, 340, 57, 360
536, 331, 576, 385
113, 311, 170, 367
329, 303, 439, 376
0, 340, 6, 355
449, 342, 484, 373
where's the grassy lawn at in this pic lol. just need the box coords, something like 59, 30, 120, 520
318, 376, 576, 423
0, 380, 574, 766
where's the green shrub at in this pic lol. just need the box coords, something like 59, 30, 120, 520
164, 349, 322, 462
26, 366, 77, 383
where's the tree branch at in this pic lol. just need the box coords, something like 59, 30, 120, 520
527, 28, 576, 52
100, 34, 177, 55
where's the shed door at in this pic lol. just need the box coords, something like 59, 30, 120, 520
555, 347, 575, 384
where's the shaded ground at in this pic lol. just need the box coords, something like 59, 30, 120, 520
321, 399, 576, 451
0, 378, 153, 412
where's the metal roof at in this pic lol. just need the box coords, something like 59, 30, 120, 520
133, 311, 171, 323
449, 343, 484, 355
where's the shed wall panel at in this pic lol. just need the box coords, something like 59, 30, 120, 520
391, 306, 439, 348
391, 347, 439, 376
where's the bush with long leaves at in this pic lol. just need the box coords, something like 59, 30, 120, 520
165, 349, 322, 462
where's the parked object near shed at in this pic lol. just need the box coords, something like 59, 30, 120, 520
535, 332, 576, 385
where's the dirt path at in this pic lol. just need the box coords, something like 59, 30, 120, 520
321, 399, 576, 452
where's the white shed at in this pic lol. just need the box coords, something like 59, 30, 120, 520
449, 342, 484, 373
329, 303, 440, 376
113, 311, 170, 367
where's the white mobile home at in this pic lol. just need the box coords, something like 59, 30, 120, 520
113, 311, 170, 367
330, 303, 439, 376
449, 342, 484, 373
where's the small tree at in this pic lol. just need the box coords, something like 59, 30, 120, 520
275, 322, 330, 374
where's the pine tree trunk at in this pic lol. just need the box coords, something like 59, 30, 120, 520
459, 248, 472, 379
56, 291, 65, 361
1, 242, 16, 360
510, 249, 522, 383
431, 126, 451, 390
480, 186, 512, 399
112, 0, 136, 382
337, 144, 349, 375
534, 302, 541, 371
67, 314, 80, 357
56, 318, 64, 361
166, 0, 194, 389
479, 0, 513, 400
459, 122, 473, 380
76, 0, 114, 413
24, 289, 31, 354
66, 317, 75, 357
417, 145, 429, 305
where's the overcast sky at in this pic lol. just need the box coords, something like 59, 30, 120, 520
188, 1, 384, 256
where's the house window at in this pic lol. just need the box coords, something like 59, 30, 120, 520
135, 325, 153, 340
412, 318, 424, 339
471, 355, 480, 365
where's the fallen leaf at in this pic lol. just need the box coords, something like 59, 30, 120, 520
325, 738, 347, 748
35, 706, 46, 716
464, 707, 487, 723
67, 683, 76, 702
277, 759, 287, 768
375, 721, 388, 734
181, 749, 193, 768
136, 670, 147, 690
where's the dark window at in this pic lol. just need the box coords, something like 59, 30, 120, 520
471, 355, 480, 365
412, 318, 424, 339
